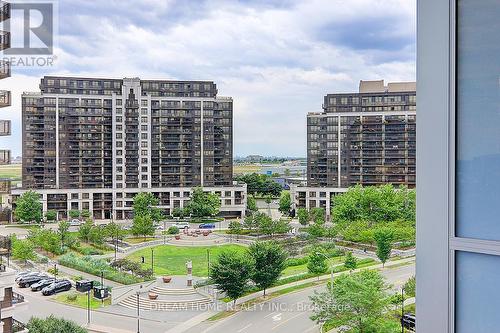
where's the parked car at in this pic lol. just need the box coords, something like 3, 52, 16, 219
171, 222, 190, 230
42, 279, 72, 296
18, 273, 49, 288
31, 278, 56, 292
15, 271, 33, 282
69, 219, 81, 227
198, 223, 215, 229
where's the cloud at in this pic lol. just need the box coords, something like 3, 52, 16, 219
4, 0, 416, 157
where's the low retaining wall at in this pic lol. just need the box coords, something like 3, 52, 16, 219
111, 280, 156, 305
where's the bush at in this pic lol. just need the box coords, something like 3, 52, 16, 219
68, 210, 80, 219
58, 253, 143, 285
285, 257, 309, 267
66, 293, 78, 301
45, 210, 57, 222
167, 226, 179, 235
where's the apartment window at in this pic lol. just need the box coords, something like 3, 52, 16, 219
116, 175, 123, 181
116, 193, 123, 198
116, 116, 122, 122
116, 100, 122, 106
141, 158, 148, 163
455, 0, 500, 240
82, 193, 89, 199
116, 158, 122, 164
117, 150, 122, 156
141, 100, 148, 106
116, 125, 122, 131
141, 150, 148, 156
71, 193, 78, 199
141, 166, 148, 172
141, 125, 148, 131
116, 108, 122, 114
116, 133, 122, 139
71, 202, 78, 210
141, 117, 148, 123
141, 133, 148, 140
82, 202, 89, 210
116, 201, 123, 207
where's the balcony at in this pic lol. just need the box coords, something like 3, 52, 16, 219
0, 60, 10, 80
0, 90, 10, 107
0, 120, 10, 136
0, 149, 9, 164
0, 2, 10, 22
0, 30, 9, 51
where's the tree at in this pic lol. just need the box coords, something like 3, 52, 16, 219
235, 173, 282, 197
297, 208, 309, 226
29, 228, 62, 255
404, 276, 416, 298
307, 222, 325, 238
278, 192, 291, 215
58, 220, 70, 250
228, 220, 243, 234
45, 210, 57, 222
68, 210, 80, 219
344, 252, 358, 272
256, 214, 290, 236
309, 207, 325, 224
133, 192, 163, 223
209, 250, 254, 305
310, 270, 392, 333
78, 219, 93, 243
184, 187, 221, 218
11, 236, 35, 263
89, 225, 105, 245
265, 195, 272, 205
172, 207, 185, 218
247, 195, 258, 213
243, 215, 259, 231
14, 190, 43, 223
81, 210, 91, 219
248, 241, 288, 296
374, 227, 393, 267
331, 185, 416, 224
27, 315, 87, 333
131, 215, 155, 240
307, 248, 328, 274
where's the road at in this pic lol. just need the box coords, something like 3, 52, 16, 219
186, 263, 415, 333
13, 284, 207, 333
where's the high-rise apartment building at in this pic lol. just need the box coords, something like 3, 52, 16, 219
0, 0, 10, 209
291, 80, 415, 216
14, 76, 246, 220
418, 1, 500, 332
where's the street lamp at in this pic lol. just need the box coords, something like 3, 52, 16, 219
401, 287, 405, 333
151, 248, 154, 275
136, 291, 140, 333
316, 252, 333, 290
207, 249, 211, 276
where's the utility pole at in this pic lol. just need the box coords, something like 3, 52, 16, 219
87, 289, 91, 324
136, 291, 140, 333
207, 249, 210, 276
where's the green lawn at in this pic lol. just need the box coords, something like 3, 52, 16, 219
54, 292, 111, 309
0, 164, 21, 186
126, 244, 246, 277
281, 256, 345, 277
125, 237, 157, 244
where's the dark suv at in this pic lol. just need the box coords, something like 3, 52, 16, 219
31, 279, 56, 292
42, 280, 72, 296
17, 274, 49, 288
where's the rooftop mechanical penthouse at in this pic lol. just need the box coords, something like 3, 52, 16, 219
15, 76, 246, 220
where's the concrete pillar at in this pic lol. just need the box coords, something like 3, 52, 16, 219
186, 261, 193, 287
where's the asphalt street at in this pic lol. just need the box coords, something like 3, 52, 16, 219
186, 263, 415, 333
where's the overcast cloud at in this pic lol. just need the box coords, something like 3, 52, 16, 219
2, 0, 416, 157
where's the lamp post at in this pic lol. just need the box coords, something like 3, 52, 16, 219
401, 287, 405, 333
136, 291, 140, 333
207, 249, 210, 276
87, 289, 91, 324
151, 248, 154, 275
163, 219, 166, 245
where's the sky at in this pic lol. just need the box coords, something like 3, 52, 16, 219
1, 0, 416, 158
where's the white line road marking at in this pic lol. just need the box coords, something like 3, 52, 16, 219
263, 311, 277, 319
237, 323, 253, 332
271, 312, 308, 331
272, 313, 282, 321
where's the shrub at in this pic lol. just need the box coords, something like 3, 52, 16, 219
167, 226, 179, 235
66, 293, 78, 301
285, 257, 309, 267
45, 210, 57, 222
58, 253, 142, 285
68, 210, 80, 219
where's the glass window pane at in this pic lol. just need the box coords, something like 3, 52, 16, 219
455, 251, 500, 332
456, 0, 500, 240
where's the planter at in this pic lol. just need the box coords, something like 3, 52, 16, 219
148, 292, 159, 300
162, 276, 172, 283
